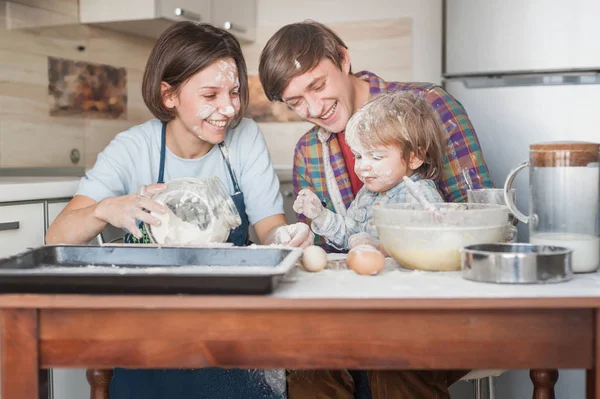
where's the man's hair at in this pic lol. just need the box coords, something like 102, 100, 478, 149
259, 20, 348, 102
345, 92, 446, 180
142, 21, 249, 126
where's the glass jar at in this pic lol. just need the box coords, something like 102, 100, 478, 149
145, 177, 241, 245
504, 141, 599, 273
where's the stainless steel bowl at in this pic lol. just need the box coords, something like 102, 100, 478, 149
461, 243, 573, 284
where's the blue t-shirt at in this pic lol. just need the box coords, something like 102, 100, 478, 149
77, 118, 284, 225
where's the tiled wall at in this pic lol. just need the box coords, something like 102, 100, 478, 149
0, 11, 155, 170
0, 0, 437, 170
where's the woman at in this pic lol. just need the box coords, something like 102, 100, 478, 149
46, 21, 313, 398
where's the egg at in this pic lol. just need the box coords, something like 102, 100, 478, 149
347, 245, 386, 275
301, 245, 328, 272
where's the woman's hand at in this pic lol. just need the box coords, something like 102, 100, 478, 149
93, 183, 167, 239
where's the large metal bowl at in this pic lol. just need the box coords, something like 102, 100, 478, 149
461, 243, 573, 284
373, 203, 509, 271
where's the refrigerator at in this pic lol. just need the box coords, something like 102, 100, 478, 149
443, 0, 599, 398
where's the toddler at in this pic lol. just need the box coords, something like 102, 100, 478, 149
293, 91, 446, 251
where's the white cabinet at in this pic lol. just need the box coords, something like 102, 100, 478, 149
158, 0, 211, 24
212, 0, 256, 42
47, 201, 70, 227
79, 0, 255, 42
0, 203, 45, 258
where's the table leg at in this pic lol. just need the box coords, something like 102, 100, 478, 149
589, 309, 600, 399
530, 369, 558, 399
1, 309, 39, 399
86, 369, 113, 399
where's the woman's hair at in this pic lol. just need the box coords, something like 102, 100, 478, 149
345, 91, 446, 180
142, 21, 249, 126
258, 20, 349, 102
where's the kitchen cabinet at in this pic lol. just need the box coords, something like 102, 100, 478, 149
79, 0, 256, 42
212, 0, 256, 42
0, 202, 45, 258
47, 200, 70, 228
0, 199, 70, 259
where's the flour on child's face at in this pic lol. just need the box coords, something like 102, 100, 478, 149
171, 57, 241, 144
353, 144, 410, 193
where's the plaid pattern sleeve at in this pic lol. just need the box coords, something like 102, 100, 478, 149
357, 70, 494, 203
292, 140, 310, 228
292, 127, 330, 248
422, 86, 494, 202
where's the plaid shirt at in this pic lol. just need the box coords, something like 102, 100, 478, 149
293, 71, 493, 249
312, 175, 443, 250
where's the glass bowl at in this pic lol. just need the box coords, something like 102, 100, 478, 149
144, 177, 241, 245
373, 203, 509, 271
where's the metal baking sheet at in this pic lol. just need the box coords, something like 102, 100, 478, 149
0, 245, 302, 295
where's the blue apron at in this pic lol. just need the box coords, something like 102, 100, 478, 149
114, 123, 280, 399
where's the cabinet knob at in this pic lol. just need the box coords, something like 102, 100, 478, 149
223, 21, 247, 34
283, 190, 293, 198
174, 8, 202, 22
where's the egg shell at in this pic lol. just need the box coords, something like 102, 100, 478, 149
301, 245, 328, 272
347, 245, 386, 275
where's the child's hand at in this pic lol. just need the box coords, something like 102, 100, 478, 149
293, 189, 325, 220
348, 233, 389, 257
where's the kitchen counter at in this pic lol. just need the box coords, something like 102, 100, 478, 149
0, 176, 80, 202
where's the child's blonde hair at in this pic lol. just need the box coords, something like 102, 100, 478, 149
345, 91, 445, 180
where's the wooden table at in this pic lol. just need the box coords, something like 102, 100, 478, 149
1, 268, 599, 399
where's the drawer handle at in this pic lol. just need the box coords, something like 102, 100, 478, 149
0, 222, 20, 232
223, 21, 247, 34
174, 8, 202, 22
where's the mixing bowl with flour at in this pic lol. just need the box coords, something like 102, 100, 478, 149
144, 177, 241, 245
373, 203, 508, 271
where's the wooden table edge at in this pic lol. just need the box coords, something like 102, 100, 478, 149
1, 294, 600, 309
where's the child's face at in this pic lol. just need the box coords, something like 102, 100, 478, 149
353, 144, 412, 193
164, 57, 241, 144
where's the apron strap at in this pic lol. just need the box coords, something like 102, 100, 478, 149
157, 122, 167, 184
218, 142, 241, 194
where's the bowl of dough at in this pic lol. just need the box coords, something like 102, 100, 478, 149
372, 203, 508, 271
144, 177, 241, 245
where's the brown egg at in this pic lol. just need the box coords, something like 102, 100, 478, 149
347, 246, 386, 275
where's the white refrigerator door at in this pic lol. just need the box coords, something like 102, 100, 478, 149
445, 0, 600, 75
444, 76, 600, 242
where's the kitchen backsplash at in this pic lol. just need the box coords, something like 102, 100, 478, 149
0, 1, 412, 171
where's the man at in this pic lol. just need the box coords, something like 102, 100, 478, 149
259, 20, 493, 251
259, 21, 489, 399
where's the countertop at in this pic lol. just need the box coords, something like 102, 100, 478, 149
0, 176, 80, 203
0, 165, 291, 204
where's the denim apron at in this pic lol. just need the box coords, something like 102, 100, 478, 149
112, 123, 282, 399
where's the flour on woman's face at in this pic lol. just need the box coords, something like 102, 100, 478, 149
174, 57, 241, 144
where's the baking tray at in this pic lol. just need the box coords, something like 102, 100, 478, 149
0, 245, 302, 295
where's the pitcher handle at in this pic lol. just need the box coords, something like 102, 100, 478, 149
504, 161, 529, 224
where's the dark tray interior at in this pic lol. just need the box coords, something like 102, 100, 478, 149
0, 245, 296, 295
